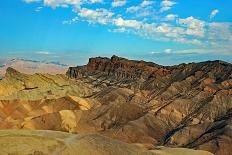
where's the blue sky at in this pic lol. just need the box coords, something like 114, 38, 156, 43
0, 0, 232, 65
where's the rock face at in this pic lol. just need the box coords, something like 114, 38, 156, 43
0, 56, 232, 155
66, 55, 166, 80
0, 130, 213, 155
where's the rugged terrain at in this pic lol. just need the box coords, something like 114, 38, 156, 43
0, 55, 231, 155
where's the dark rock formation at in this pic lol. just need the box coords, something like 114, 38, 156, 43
66, 55, 167, 80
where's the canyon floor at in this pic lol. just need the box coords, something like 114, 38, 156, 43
0, 55, 231, 155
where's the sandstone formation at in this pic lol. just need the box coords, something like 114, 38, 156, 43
0, 67, 99, 100
0, 55, 231, 155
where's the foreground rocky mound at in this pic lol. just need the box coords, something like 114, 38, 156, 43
0, 130, 213, 155
0, 56, 231, 155
0, 67, 98, 100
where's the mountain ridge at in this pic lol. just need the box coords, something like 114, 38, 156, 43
67, 55, 232, 79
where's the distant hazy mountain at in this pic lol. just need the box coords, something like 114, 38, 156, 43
0, 58, 69, 78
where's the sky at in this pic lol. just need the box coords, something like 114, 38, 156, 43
0, 0, 232, 66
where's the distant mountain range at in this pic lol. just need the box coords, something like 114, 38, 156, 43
0, 58, 69, 78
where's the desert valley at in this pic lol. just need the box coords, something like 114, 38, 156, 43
0, 55, 231, 155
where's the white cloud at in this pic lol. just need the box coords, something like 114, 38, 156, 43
62, 16, 78, 24
160, 0, 176, 12
150, 51, 161, 54
207, 22, 232, 44
127, 0, 154, 13
126, 0, 154, 18
161, 0, 176, 7
35, 0, 83, 8
164, 14, 178, 21
141, 0, 154, 7
108, 27, 126, 33
175, 38, 202, 45
112, 0, 126, 7
90, 0, 103, 3
210, 9, 219, 19
34, 51, 51, 55
35, 6, 43, 12
135, 11, 153, 18
160, 7, 171, 12
164, 48, 172, 53
135, 21, 204, 45
25, 0, 103, 8
126, 6, 140, 13
79, 8, 113, 24
175, 49, 231, 55
113, 17, 142, 29
178, 16, 206, 37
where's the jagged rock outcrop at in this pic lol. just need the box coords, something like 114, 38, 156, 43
66, 55, 169, 81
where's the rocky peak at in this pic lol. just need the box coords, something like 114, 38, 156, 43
66, 55, 166, 79
5, 67, 23, 78
111, 55, 121, 62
